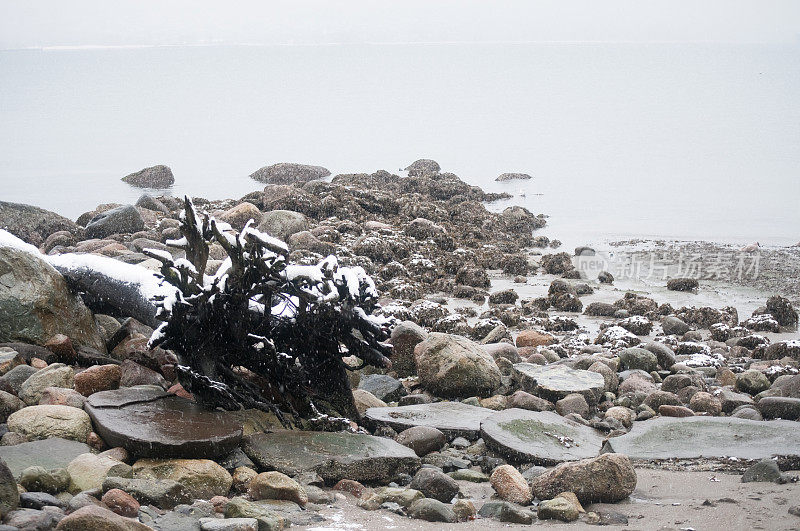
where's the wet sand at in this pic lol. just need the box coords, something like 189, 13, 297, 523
309, 468, 800, 530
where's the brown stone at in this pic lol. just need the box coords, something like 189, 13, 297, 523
490, 464, 532, 505
55, 504, 151, 530
101, 488, 140, 517
658, 405, 695, 417
530, 453, 637, 503
44, 335, 77, 364
74, 364, 121, 397
248, 471, 308, 507
515, 330, 555, 348
333, 479, 365, 497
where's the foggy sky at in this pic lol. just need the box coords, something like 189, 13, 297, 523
1, 0, 800, 49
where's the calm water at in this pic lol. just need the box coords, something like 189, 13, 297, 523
1, 43, 798, 248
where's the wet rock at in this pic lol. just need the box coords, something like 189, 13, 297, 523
409, 468, 459, 503
480, 409, 603, 465
19, 466, 70, 494
67, 452, 133, 493
530, 453, 636, 503
248, 471, 307, 507
394, 426, 447, 457
717, 387, 754, 414
242, 429, 419, 483
584, 302, 617, 317
135, 194, 170, 215
757, 397, 800, 420
689, 391, 722, 415
414, 333, 501, 399
250, 162, 330, 185
452, 499, 476, 522
121, 165, 175, 188
408, 497, 457, 523
736, 369, 770, 395
507, 390, 554, 412
119, 359, 168, 389
365, 402, 494, 440
101, 488, 140, 518
0, 390, 25, 423
19, 491, 68, 510
495, 172, 532, 181
764, 341, 800, 361
4, 507, 64, 529
765, 295, 798, 327
515, 330, 555, 348
482, 342, 521, 364
619, 347, 658, 372
537, 495, 580, 522
556, 393, 590, 419
84, 387, 243, 458
351, 389, 386, 416
7, 404, 90, 442
0, 457, 18, 518
0, 201, 83, 244
659, 404, 695, 417
662, 316, 691, 336
454, 265, 490, 288
357, 374, 405, 402
74, 364, 121, 396
85, 205, 144, 239
18, 363, 75, 406
132, 458, 233, 500
102, 476, 192, 509
741, 459, 786, 483
618, 316, 653, 336
358, 486, 424, 510
604, 416, 800, 460
490, 464, 531, 504
478, 500, 535, 524
642, 342, 677, 369
199, 518, 259, 531
513, 363, 605, 405
38, 387, 85, 409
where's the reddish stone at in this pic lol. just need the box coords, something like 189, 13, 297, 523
333, 479, 365, 497
44, 334, 77, 364
74, 364, 122, 396
87, 432, 107, 451
119, 359, 168, 389
30, 358, 48, 369
168, 383, 194, 401
658, 405, 695, 417
101, 488, 140, 517
515, 330, 555, 348
210, 495, 229, 514
39, 387, 86, 408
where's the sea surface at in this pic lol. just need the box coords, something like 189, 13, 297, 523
1, 42, 798, 249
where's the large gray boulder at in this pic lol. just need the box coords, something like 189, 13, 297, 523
84, 205, 144, 238
250, 163, 330, 185
0, 241, 105, 350
413, 333, 501, 398
0, 457, 18, 518
0, 202, 82, 245
121, 165, 175, 188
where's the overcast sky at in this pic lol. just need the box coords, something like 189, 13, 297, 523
1, 0, 799, 49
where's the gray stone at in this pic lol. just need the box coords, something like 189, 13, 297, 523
364, 402, 495, 440
19, 491, 68, 510
242, 429, 420, 483
513, 363, 605, 405
394, 426, 446, 457
389, 320, 428, 377
18, 364, 74, 405
757, 397, 800, 420
200, 518, 259, 531
604, 416, 800, 461
0, 201, 82, 244
478, 501, 535, 524
619, 347, 658, 372
358, 374, 405, 402
102, 476, 193, 509
643, 341, 677, 368
408, 498, 457, 523
662, 316, 691, 335
1, 364, 38, 395
0, 243, 105, 350
495, 173, 532, 182
480, 408, 604, 465
716, 387, 754, 414
414, 333, 501, 399
84, 387, 243, 458
84, 205, 144, 238
3, 507, 63, 530
0, 438, 91, 479
0, 458, 18, 518
409, 467, 459, 503
224, 496, 287, 531
121, 165, 175, 188
741, 459, 785, 483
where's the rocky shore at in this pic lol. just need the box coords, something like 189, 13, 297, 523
0, 160, 799, 530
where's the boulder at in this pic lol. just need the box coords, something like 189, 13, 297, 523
757, 397, 800, 420
257, 210, 308, 242
247, 471, 307, 507
661, 316, 691, 336
530, 453, 636, 503
84, 205, 144, 238
101, 488, 140, 518
56, 504, 152, 530
250, 163, 330, 185
218, 202, 262, 230
241, 430, 420, 483
413, 333, 501, 398
132, 458, 233, 500
102, 476, 192, 509
495, 173, 532, 182
19, 364, 75, 405
19, 465, 70, 494
1, 202, 83, 246
0, 242, 105, 350
404, 159, 440, 177
0, 458, 18, 518
0, 438, 91, 479
409, 468, 459, 503
357, 374, 405, 402
73, 364, 121, 396
121, 165, 175, 188
618, 347, 658, 372
7, 404, 91, 442
666, 278, 699, 292
84, 387, 243, 458
480, 409, 604, 465
364, 402, 495, 440
67, 452, 133, 493
394, 426, 446, 457
513, 363, 604, 405
224, 497, 286, 530
408, 498, 457, 523
490, 465, 531, 505
537, 495, 580, 522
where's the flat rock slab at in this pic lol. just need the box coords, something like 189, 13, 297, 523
241, 430, 420, 482
513, 363, 605, 404
84, 387, 242, 459
480, 408, 604, 465
604, 416, 800, 461
363, 402, 495, 439
0, 438, 91, 479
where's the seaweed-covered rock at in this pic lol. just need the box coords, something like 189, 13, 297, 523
250, 162, 330, 185
121, 165, 175, 188
414, 333, 501, 398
